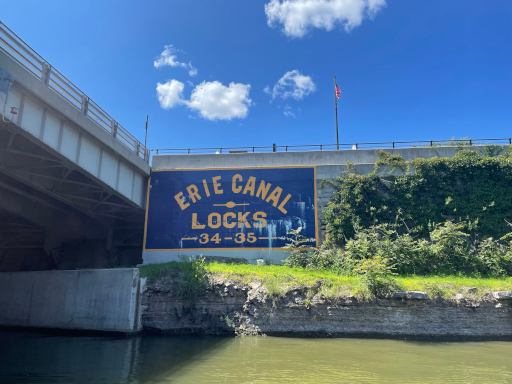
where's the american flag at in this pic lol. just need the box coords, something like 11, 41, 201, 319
335, 83, 341, 99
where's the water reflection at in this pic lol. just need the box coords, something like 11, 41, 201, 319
0, 331, 511, 383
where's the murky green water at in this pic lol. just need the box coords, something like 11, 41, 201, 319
0, 332, 511, 384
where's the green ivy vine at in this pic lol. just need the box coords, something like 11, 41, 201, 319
322, 146, 512, 246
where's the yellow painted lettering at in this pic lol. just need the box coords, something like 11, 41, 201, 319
246, 233, 256, 243
191, 213, 205, 229
212, 176, 223, 194
223, 212, 236, 228
266, 187, 283, 207
232, 174, 242, 193
199, 233, 209, 244
211, 233, 221, 244
202, 179, 211, 197
253, 211, 267, 228
237, 212, 251, 228
174, 191, 190, 210
186, 184, 201, 203
208, 212, 221, 229
242, 176, 256, 196
256, 180, 272, 200
277, 194, 292, 214
234, 233, 245, 243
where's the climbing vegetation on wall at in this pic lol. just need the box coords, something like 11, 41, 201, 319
322, 146, 512, 246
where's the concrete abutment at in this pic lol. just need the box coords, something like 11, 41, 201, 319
0, 268, 143, 334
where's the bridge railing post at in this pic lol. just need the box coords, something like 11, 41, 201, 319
111, 120, 118, 138
80, 95, 89, 115
41, 63, 51, 86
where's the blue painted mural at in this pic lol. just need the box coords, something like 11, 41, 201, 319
144, 167, 317, 251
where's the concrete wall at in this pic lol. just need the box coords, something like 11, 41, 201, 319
145, 146, 483, 264
0, 268, 142, 333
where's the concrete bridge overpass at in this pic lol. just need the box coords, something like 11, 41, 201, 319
0, 22, 150, 270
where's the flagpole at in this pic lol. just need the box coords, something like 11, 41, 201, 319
334, 75, 339, 150
144, 115, 148, 147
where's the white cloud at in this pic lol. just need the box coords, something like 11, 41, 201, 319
265, 0, 386, 38
188, 81, 252, 120
267, 70, 316, 100
156, 80, 252, 121
154, 45, 198, 76
283, 105, 295, 118
156, 79, 185, 109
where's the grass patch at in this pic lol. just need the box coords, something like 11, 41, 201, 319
139, 261, 186, 282
206, 263, 362, 302
206, 262, 358, 285
140, 261, 512, 300
395, 276, 512, 298
205, 263, 512, 300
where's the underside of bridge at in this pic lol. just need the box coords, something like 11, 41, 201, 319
0, 119, 146, 271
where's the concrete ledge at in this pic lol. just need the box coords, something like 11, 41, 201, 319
142, 250, 289, 265
151, 146, 483, 170
0, 269, 142, 333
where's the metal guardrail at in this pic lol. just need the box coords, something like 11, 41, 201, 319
153, 138, 512, 155
0, 21, 149, 163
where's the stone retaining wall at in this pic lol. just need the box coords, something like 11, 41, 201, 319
141, 274, 512, 340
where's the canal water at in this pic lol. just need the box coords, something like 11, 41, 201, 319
0, 332, 511, 383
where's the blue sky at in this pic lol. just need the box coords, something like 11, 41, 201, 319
3, 0, 511, 153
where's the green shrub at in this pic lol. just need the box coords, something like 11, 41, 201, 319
178, 255, 208, 301
353, 256, 398, 297
342, 221, 424, 275
307, 245, 344, 271
282, 227, 313, 268
284, 220, 512, 277
472, 237, 512, 277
